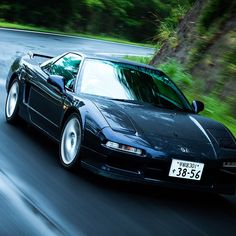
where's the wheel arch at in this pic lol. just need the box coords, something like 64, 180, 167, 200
61, 107, 85, 130
60, 107, 86, 143
7, 72, 19, 92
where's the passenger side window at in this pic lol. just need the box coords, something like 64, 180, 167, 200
153, 76, 184, 108
50, 53, 82, 90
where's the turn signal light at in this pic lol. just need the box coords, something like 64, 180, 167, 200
223, 162, 236, 167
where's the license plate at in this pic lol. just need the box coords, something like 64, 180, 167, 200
169, 159, 204, 181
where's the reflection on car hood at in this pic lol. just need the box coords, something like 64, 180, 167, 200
93, 98, 206, 139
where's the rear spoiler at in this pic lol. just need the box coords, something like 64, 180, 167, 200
27, 51, 53, 59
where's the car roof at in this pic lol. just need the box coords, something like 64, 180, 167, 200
70, 51, 164, 74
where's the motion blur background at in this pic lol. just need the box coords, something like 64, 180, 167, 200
0, 1, 236, 235
0, 0, 235, 133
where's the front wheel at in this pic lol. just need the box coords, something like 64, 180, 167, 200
5, 79, 20, 124
60, 114, 82, 170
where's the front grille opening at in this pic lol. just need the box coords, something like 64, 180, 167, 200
143, 160, 167, 179
107, 157, 143, 173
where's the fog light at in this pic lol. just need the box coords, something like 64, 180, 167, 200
106, 141, 142, 155
223, 162, 236, 167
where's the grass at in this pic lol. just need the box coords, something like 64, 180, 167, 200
157, 59, 192, 89
124, 55, 236, 137
0, 21, 154, 48
154, 22, 179, 49
201, 96, 236, 136
124, 55, 152, 64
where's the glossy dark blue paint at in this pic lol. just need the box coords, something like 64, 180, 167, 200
5, 52, 236, 194
47, 75, 66, 94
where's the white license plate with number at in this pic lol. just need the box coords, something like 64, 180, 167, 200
169, 159, 204, 181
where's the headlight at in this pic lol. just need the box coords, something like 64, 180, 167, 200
105, 141, 142, 155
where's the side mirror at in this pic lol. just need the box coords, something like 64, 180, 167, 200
47, 75, 65, 94
192, 100, 204, 113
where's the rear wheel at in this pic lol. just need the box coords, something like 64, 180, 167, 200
60, 114, 82, 170
5, 79, 20, 124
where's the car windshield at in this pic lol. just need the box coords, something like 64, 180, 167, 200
79, 59, 192, 111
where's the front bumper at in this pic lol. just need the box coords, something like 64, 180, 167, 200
81, 146, 236, 195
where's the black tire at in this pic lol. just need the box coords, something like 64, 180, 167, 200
59, 113, 82, 170
5, 79, 20, 124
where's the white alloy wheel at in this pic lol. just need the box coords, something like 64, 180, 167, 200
60, 116, 81, 167
5, 80, 19, 122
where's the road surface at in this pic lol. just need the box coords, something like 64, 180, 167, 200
0, 28, 236, 236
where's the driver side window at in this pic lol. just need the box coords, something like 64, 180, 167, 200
49, 53, 82, 90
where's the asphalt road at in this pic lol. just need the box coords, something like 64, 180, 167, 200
0, 28, 236, 236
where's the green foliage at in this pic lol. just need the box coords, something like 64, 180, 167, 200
156, 23, 178, 48
85, 0, 105, 8
222, 32, 236, 78
0, 0, 169, 42
201, 96, 236, 136
198, 0, 236, 34
188, 0, 236, 68
157, 59, 193, 89
0, 4, 11, 11
0, 0, 197, 42
187, 37, 210, 69
124, 55, 152, 65
154, 1, 193, 47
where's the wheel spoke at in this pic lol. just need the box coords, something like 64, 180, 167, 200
6, 81, 19, 118
61, 117, 81, 165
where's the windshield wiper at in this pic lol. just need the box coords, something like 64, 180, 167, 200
150, 103, 192, 112
169, 106, 193, 113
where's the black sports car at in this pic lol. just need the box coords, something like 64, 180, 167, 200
5, 52, 236, 194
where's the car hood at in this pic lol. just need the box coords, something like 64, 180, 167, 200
92, 98, 235, 159
93, 98, 206, 138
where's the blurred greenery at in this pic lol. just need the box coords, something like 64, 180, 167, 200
154, 1, 193, 47
124, 55, 152, 65
188, 0, 236, 68
157, 59, 192, 89
0, 0, 193, 42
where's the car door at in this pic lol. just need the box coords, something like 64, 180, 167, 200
28, 53, 82, 139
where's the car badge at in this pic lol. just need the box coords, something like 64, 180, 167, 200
180, 147, 189, 153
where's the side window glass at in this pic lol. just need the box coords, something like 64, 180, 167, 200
50, 53, 82, 90
154, 76, 183, 108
